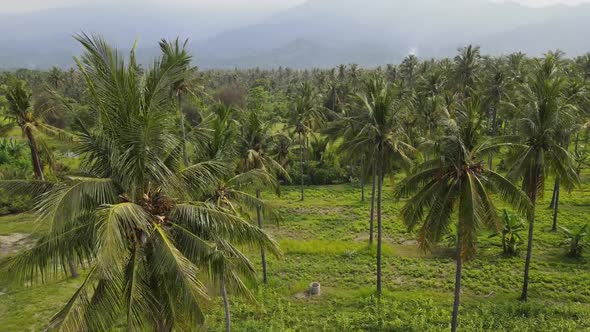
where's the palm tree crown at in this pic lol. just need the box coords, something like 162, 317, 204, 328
0, 34, 279, 332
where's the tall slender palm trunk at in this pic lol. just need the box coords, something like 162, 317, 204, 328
551, 179, 560, 232
360, 159, 365, 202
299, 131, 304, 201
451, 226, 463, 332
549, 178, 559, 209
369, 167, 377, 245
178, 94, 189, 166
156, 319, 169, 332
256, 189, 268, 284
25, 127, 44, 181
376, 163, 383, 296
221, 282, 231, 332
68, 260, 79, 278
488, 106, 498, 170
520, 173, 539, 302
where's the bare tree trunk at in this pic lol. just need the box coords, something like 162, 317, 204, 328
25, 127, 44, 181
221, 282, 231, 332
551, 179, 560, 232
299, 132, 304, 201
256, 189, 268, 284
520, 173, 538, 302
178, 94, 189, 166
376, 163, 383, 296
451, 226, 462, 332
369, 167, 376, 245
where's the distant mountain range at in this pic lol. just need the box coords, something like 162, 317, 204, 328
0, 0, 589, 69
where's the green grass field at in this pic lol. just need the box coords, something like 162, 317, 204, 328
1, 174, 590, 331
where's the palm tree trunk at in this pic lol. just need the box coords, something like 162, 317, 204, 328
24, 127, 44, 181
221, 282, 231, 332
451, 226, 462, 332
574, 132, 580, 154
156, 320, 168, 332
488, 106, 498, 170
68, 260, 79, 278
299, 132, 304, 201
360, 158, 365, 202
551, 179, 560, 232
178, 94, 189, 166
256, 189, 268, 284
549, 178, 559, 209
376, 163, 383, 296
520, 175, 538, 302
369, 167, 376, 245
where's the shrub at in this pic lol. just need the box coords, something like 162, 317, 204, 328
0, 190, 32, 215
490, 209, 525, 256
561, 224, 588, 257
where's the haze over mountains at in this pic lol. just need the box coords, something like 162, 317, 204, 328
0, 0, 588, 69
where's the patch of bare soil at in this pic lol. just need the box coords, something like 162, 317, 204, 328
0, 233, 33, 257
289, 206, 345, 215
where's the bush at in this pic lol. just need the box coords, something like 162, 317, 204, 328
287, 161, 347, 185
561, 224, 588, 258
311, 167, 346, 185
0, 190, 32, 215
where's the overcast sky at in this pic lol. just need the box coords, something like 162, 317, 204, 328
0, 0, 306, 13
1, 0, 590, 13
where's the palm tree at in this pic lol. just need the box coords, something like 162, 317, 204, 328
1, 78, 48, 180
326, 97, 377, 243
395, 96, 531, 332
506, 53, 580, 302
237, 107, 288, 283
2, 78, 82, 278
0, 34, 280, 332
548, 78, 587, 231
48, 66, 64, 89
482, 60, 511, 169
205, 104, 238, 161
289, 81, 325, 201
203, 169, 280, 332
346, 75, 414, 295
454, 45, 481, 98
400, 55, 419, 89
160, 38, 193, 166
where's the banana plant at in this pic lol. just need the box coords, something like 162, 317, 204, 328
561, 224, 588, 258
490, 209, 524, 256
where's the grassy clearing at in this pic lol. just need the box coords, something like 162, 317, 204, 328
1, 172, 590, 331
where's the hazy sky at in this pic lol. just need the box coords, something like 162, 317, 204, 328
2, 0, 590, 13
0, 0, 307, 13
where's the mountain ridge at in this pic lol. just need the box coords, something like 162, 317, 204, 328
0, 0, 589, 69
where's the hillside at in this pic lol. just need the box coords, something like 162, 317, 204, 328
0, 0, 589, 68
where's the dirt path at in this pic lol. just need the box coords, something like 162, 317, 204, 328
0, 233, 33, 257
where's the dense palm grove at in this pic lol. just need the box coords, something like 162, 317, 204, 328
1, 35, 589, 331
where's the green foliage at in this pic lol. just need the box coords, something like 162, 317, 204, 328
490, 209, 525, 256
2, 39, 590, 332
0, 138, 31, 178
0, 35, 280, 332
560, 224, 588, 257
